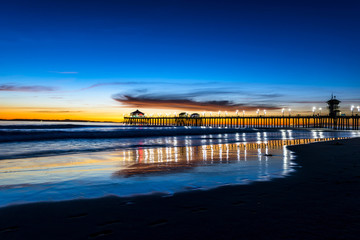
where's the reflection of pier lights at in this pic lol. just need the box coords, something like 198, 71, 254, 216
282, 145, 289, 175
202, 145, 207, 161
226, 144, 230, 161
219, 145, 223, 162
118, 137, 347, 172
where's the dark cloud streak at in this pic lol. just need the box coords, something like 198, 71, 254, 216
0, 84, 57, 92
113, 94, 281, 111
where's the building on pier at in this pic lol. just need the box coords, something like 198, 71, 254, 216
179, 112, 188, 117
190, 113, 200, 118
130, 109, 145, 117
327, 94, 341, 117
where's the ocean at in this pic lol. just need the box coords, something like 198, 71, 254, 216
0, 121, 359, 207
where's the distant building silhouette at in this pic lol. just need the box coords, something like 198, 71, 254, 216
327, 94, 341, 117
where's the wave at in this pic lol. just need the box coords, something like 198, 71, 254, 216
0, 143, 168, 160
0, 127, 257, 143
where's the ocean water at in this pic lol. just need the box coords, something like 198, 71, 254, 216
0, 121, 359, 207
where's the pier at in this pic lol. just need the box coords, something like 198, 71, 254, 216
123, 116, 360, 130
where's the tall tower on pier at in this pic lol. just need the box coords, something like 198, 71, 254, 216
327, 94, 341, 117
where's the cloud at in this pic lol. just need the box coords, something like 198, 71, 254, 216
292, 101, 326, 104
134, 90, 243, 100
113, 94, 281, 111
79, 82, 138, 91
79, 81, 222, 91
0, 84, 57, 92
49, 71, 78, 74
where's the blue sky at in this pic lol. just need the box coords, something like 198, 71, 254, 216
1, 0, 360, 119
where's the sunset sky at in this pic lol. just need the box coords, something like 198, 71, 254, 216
1, 0, 360, 121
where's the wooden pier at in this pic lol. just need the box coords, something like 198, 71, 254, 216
124, 116, 360, 130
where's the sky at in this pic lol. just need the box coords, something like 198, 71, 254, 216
1, 0, 360, 121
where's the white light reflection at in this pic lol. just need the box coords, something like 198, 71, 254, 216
311, 130, 318, 139
174, 147, 178, 162
281, 130, 286, 140
219, 145, 223, 162
235, 133, 240, 141
287, 130, 293, 140
226, 144, 229, 162
282, 145, 290, 175
256, 132, 261, 143
202, 145, 207, 161
242, 133, 246, 142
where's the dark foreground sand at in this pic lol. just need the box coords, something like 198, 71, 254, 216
1, 138, 360, 240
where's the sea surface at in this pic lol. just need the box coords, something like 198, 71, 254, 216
0, 121, 359, 207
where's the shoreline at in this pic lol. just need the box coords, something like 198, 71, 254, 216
0, 126, 354, 143
1, 138, 360, 239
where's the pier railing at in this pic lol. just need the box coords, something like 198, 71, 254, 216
123, 116, 360, 130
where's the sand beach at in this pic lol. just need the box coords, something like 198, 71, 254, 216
0, 137, 360, 240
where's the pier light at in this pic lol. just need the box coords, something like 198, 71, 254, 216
319, 108, 322, 115
202, 112, 205, 117
243, 110, 245, 117
263, 109, 266, 116
210, 112, 212, 116
288, 108, 291, 116
236, 110, 239, 116
357, 106, 360, 113
225, 111, 228, 116
351, 105, 355, 115
312, 106, 316, 115
256, 109, 260, 116
218, 111, 221, 117
281, 108, 285, 117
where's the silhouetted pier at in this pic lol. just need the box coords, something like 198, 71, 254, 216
123, 116, 360, 130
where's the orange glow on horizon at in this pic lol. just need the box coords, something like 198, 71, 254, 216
1, 105, 355, 122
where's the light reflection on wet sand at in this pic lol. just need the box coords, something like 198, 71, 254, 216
0, 137, 348, 207
113, 137, 344, 177
0, 137, 345, 184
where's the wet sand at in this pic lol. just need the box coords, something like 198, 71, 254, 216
1, 138, 360, 240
